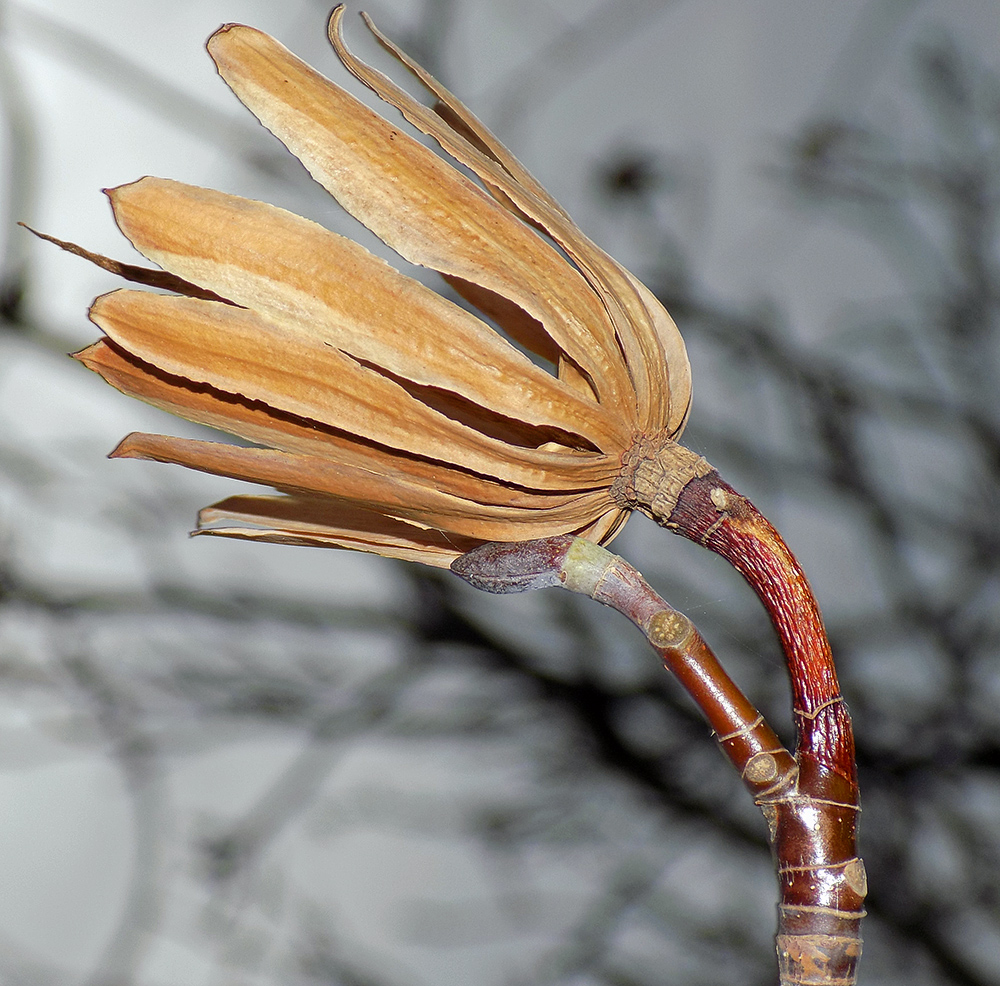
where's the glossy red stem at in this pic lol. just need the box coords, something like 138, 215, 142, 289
666, 471, 856, 792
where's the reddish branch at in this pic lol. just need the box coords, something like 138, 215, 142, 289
457, 435, 866, 984
613, 436, 866, 984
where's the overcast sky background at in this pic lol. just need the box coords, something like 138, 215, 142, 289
1, 1, 998, 984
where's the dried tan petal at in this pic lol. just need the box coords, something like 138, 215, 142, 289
328, 7, 570, 230
207, 23, 634, 413
106, 178, 627, 451
198, 494, 484, 567
89, 288, 619, 491
75, 338, 618, 507
112, 432, 618, 541
197, 519, 474, 568
197, 494, 625, 567
326, 7, 686, 435
619, 268, 692, 432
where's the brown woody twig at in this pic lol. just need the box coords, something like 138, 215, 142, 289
453, 531, 865, 985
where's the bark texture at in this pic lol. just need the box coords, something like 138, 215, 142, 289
615, 435, 866, 985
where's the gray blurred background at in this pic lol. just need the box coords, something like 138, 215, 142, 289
1, 0, 998, 983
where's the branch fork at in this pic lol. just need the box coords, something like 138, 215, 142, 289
454, 452, 865, 985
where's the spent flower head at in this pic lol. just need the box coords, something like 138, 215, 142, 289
60, 6, 697, 566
